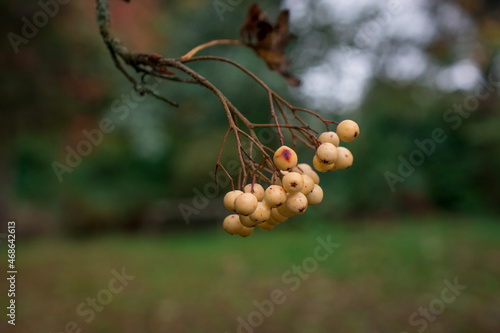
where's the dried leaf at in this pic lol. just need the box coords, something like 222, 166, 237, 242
240, 4, 300, 87
240, 4, 268, 43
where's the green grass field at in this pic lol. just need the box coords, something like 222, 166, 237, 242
5, 217, 500, 333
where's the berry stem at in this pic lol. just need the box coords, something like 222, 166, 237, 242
292, 107, 339, 130
215, 127, 234, 188
215, 163, 234, 191
269, 91, 284, 146
179, 39, 246, 61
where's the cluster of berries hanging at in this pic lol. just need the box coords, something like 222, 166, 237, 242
94, 0, 361, 237
222, 120, 360, 237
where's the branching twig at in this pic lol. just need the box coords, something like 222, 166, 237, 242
95, 0, 341, 190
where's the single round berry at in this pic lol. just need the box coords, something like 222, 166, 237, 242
303, 170, 320, 184
267, 215, 280, 226
313, 155, 335, 173
286, 192, 308, 215
264, 185, 287, 208
257, 221, 274, 230
243, 183, 265, 201
337, 120, 360, 142
282, 172, 304, 193
273, 146, 298, 171
239, 214, 255, 228
318, 131, 340, 147
249, 202, 272, 224
234, 193, 258, 215
291, 163, 313, 174
223, 190, 243, 212
334, 147, 354, 170
223, 214, 243, 235
239, 225, 254, 237
316, 143, 338, 165
277, 203, 296, 217
306, 184, 324, 205
271, 208, 288, 223
300, 174, 315, 195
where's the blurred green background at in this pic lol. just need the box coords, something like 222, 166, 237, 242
1, 0, 499, 332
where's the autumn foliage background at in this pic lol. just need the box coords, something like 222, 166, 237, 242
2, 0, 500, 233
1, 0, 500, 332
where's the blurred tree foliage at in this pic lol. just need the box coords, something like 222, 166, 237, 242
2, 0, 499, 234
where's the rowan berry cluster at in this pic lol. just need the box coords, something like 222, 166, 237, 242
94, 2, 361, 237
222, 120, 360, 237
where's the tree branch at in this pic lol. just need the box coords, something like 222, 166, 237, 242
95, 0, 341, 190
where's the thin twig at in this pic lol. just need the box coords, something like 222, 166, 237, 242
269, 91, 284, 146
179, 39, 246, 61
